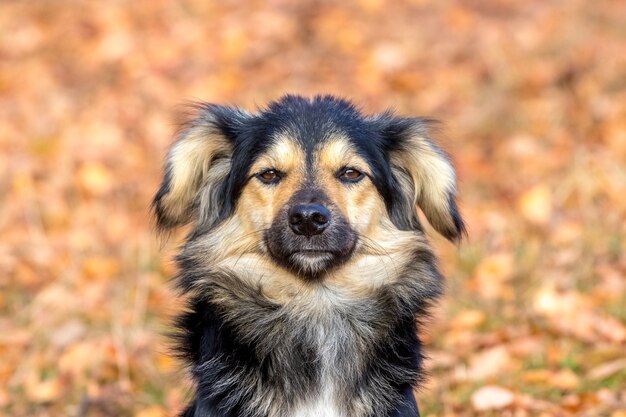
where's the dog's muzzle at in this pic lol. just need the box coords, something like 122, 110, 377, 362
264, 193, 357, 280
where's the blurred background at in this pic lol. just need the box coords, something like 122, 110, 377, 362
1, 0, 625, 416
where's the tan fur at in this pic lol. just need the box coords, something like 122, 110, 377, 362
315, 136, 376, 231
315, 136, 381, 236
327, 219, 429, 298
390, 132, 458, 238
160, 126, 232, 225
316, 137, 373, 177
246, 135, 306, 220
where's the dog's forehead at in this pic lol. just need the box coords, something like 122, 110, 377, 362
245, 97, 379, 175
251, 131, 370, 174
258, 96, 370, 147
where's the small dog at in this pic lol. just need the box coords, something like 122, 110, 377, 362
153, 95, 464, 417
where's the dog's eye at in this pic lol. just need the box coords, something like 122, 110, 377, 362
338, 168, 364, 183
257, 169, 282, 184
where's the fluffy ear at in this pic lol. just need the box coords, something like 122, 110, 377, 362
152, 104, 248, 231
382, 116, 466, 242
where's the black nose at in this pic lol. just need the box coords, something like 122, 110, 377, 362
288, 204, 331, 236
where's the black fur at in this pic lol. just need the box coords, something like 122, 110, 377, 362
154, 95, 464, 417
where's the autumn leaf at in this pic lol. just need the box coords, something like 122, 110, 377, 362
518, 185, 553, 225
470, 253, 514, 300
77, 162, 113, 195
471, 385, 515, 411
136, 406, 166, 417
24, 373, 63, 404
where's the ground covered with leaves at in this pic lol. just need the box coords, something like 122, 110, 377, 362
1, 0, 625, 416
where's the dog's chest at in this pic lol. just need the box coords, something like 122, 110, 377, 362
291, 383, 342, 417
224, 290, 387, 417
287, 306, 361, 417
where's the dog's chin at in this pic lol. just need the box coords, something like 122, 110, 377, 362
264, 224, 358, 280
289, 251, 337, 277
267, 248, 354, 281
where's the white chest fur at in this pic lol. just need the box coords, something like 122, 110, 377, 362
290, 294, 356, 417
291, 383, 343, 417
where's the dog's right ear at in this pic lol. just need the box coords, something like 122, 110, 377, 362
152, 104, 250, 231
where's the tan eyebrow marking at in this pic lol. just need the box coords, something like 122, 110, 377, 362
249, 134, 305, 175
317, 135, 372, 175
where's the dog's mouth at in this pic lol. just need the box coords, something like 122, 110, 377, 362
264, 237, 357, 280
285, 248, 350, 279
290, 249, 334, 256
288, 249, 336, 264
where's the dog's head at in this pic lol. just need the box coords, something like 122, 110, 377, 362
153, 96, 464, 289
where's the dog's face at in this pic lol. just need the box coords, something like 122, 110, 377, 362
154, 96, 464, 295
242, 134, 368, 277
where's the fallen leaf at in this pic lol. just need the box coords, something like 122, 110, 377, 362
592, 314, 626, 343
533, 286, 585, 317
471, 385, 515, 411
136, 406, 166, 417
82, 256, 121, 280
589, 358, 626, 380
561, 394, 581, 409
518, 185, 552, 225
451, 309, 486, 330
472, 253, 514, 299
465, 346, 513, 381
50, 320, 85, 347
0, 388, 9, 407
77, 162, 113, 195
25, 373, 63, 403
550, 369, 580, 390
523, 369, 552, 384
59, 341, 103, 378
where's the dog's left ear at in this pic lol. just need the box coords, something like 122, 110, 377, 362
380, 116, 466, 242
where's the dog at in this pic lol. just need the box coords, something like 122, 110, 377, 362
152, 95, 464, 417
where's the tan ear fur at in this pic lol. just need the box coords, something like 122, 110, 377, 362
153, 119, 232, 230
389, 123, 465, 241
